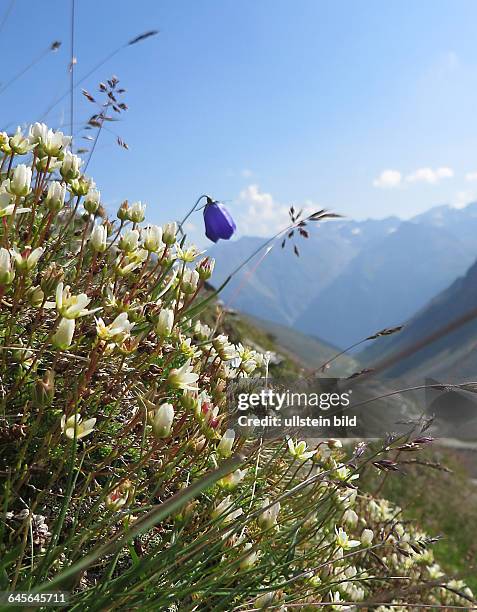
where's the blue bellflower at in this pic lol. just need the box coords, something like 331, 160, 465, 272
203, 199, 236, 243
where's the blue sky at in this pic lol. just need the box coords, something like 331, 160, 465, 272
2, 0, 477, 243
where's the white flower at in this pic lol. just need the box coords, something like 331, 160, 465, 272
10, 246, 44, 271
0, 248, 14, 285
168, 359, 199, 391
258, 498, 280, 530
427, 563, 444, 579
335, 527, 360, 550
361, 528, 374, 546
29, 122, 49, 144
181, 268, 200, 294
45, 181, 66, 212
52, 318, 75, 350
9, 127, 34, 155
52, 282, 99, 319
212, 335, 238, 361
255, 592, 276, 609
287, 438, 315, 461
142, 225, 163, 252
61, 413, 96, 439
96, 312, 134, 344
115, 249, 148, 276
219, 468, 246, 490
395, 523, 405, 538
60, 151, 82, 181
42, 128, 69, 157
211, 496, 243, 523
150, 403, 174, 438
334, 464, 359, 482
119, 229, 140, 253
217, 429, 235, 458
176, 245, 204, 262
89, 224, 108, 253
127, 201, 146, 223
155, 308, 174, 337
6, 164, 32, 197
343, 508, 359, 527
194, 320, 211, 341
162, 221, 177, 245
84, 188, 101, 214
239, 543, 259, 569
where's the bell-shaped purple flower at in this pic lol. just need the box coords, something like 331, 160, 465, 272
203, 200, 236, 243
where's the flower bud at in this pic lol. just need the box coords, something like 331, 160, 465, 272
0, 131, 8, 151
105, 482, 132, 511
239, 543, 259, 569
45, 181, 66, 212
254, 592, 277, 609
11, 246, 44, 272
174, 500, 198, 523
0, 248, 14, 285
162, 222, 177, 245
143, 225, 162, 252
52, 318, 75, 350
181, 268, 199, 294
361, 528, 374, 546
69, 176, 92, 196
155, 308, 174, 337
32, 370, 55, 407
117, 201, 130, 221
343, 509, 359, 527
193, 320, 211, 341
197, 257, 215, 280
258, 498, 280, 530
60, 152, 81, 182
150, 403, 174, 438
181, 392, 198, 413
89, 224, 108, 253
119, 229, 140, 253
7, 164, 32, 196
217, 429, 235, 458
28, 122, 48, 145
26, 285, 45, 307
127, 201, 146, 223
84, 188, 101, 214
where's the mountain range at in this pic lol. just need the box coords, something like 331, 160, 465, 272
209, 202, 477, 349
360, 251, 477, 383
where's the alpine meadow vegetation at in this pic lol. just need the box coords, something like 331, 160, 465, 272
0, 118, 475, 612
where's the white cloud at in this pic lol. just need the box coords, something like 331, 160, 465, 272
406, 167, 454, 184
452, 190, 477, 209
372, 169, 402, 189
465, 171, 477, 182
232, 184, 290, 237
